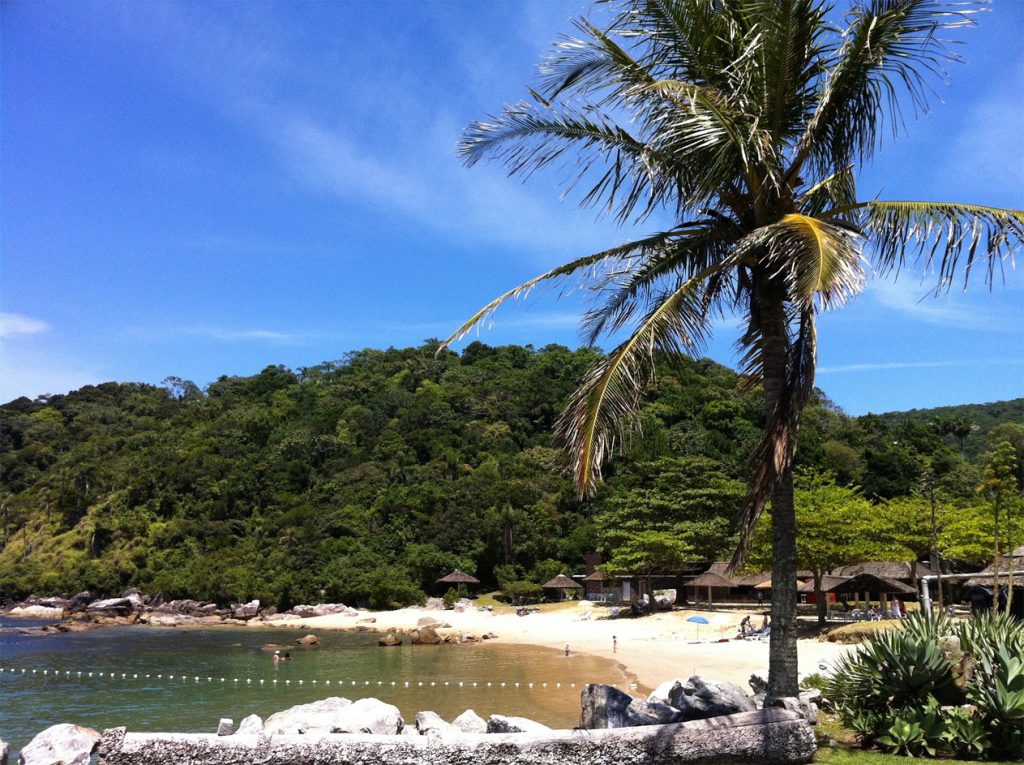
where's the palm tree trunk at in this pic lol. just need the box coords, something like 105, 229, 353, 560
760, 290, 800, 700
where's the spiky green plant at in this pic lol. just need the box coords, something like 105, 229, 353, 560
442, 0, 1024, 698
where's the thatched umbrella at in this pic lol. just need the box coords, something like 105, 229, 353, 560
687, 572, 735, 606
582, 569, 606, 600
542, 573, 583, 601
437, 569, 480, 597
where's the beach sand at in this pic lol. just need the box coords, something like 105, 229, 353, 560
261, 603, 851, 694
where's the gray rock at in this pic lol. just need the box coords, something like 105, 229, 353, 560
263, 697, 353, 734
235, 715, 262, 736
415, 711, 454, 736
216, 719, 233, 736
417, 615, 440, 627
581, 684, 683, 729
768, 697, 819, 725
296, 634, 319, 646
378, 633, 402, 647
231, 600, 260, 619
451, 709, 487, 734
291, 603, 357, 618
97, 708, 816, 764
648, 676, 755, 721
749, 670, 770, 695
86, 598, 134, 616
486, 715, 552, 734
38, 597, 70, 610
68, 591, 94, 612
19, 724, 100, 765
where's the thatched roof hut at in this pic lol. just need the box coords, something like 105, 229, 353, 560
438, 569, 480, 585
823, 572, 915, 596
830, 560, 939, 581
543, 573, 583, 590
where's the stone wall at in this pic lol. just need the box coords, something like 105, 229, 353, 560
98, 708, 815, 765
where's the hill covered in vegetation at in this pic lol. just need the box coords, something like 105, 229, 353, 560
1, 342, 1019, 608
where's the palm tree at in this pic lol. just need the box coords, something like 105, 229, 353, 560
440, 0, 1022, 698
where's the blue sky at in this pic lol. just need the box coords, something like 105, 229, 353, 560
1, 0, 1021, 415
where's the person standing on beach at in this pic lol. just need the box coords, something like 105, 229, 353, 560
612, 635, 617, 653
565, 644, 570, 656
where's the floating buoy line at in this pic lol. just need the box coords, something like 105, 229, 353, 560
0, 667, 617, 692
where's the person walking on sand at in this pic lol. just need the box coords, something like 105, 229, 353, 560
565, 644, 571, 656
613, 635, 618, 653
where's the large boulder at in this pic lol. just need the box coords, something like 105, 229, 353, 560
291, 603, 357, 618
649, 676, 756, 721
486, 715, 552, 734
263, 697, 353, 735
37, 597, 70, 610
330, 698, 404, 735
451, 709, 487, 734
378, 633, 402, 647
410, 626, 442, 645
231, 600, 260, 620
767, 696, 819, 725
85, 598, 134, 616
8, 605, 64, 619
67, 591, 94, 613
416, 616, 440, 627
235, 715, 262, 736
581, 684, 683, 729
19, 724, 100, 765
296, 634, 319, 646
415, 711, 454, 736
424, 597, 445, 610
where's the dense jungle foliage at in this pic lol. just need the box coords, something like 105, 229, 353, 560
1, 342, 1021, 608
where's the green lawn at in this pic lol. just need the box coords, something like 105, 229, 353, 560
815, 747, 1019, 765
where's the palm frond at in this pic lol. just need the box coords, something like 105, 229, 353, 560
580, 218, 741, 344
436, 229, 687, 354
556, 256, 735, 495
789, 0, 978, 182
854, 201, 1023, 288
799, 165, 857, 216
768, 213, 867, 309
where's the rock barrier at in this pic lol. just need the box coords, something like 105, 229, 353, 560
97, 709, 815, 764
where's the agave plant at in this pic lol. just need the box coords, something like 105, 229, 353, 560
443, 0, 1024, 698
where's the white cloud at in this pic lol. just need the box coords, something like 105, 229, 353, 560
0, 312, 51, 337
866, 278, 1017, 332
818, 358, 1023, 374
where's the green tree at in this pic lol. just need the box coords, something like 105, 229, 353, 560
442, 0, 1021, 696
978, 441, 1022, 614
749, 471, 909, 624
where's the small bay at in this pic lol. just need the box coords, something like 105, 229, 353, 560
0, 616, 632, 753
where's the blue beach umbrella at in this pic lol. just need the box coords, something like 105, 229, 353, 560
687, 614, 709, 641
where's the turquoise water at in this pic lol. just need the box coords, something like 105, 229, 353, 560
0, 617, 631, 754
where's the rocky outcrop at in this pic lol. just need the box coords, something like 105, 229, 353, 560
231, 600, 260, 620
581, 685, 682, 729
290, 603, 358, 618
86, 598, 135, 616
7, 605, 65, 619
20, 724, 100, 765
296, 634, 319, 646
216, 719, 233, 736
97, 708, 816, 764
330, 698, 404, 735
378, 633, 402, 647
409, 626, 442, 645
648, 677, 756, 721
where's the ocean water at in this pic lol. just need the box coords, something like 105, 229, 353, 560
0, 616, 633, 755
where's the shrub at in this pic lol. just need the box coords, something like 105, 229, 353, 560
502, 580, 542, 604
442, 587, 460, 609
825, 610, 1024, 761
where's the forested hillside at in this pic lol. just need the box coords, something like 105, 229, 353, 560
1, 343, 1020, 608
876, 398, 1024, 459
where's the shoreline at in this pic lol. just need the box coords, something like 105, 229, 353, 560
3, 602, 852, 694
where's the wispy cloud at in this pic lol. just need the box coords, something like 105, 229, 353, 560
867, 278, 1017, 332
818, 358, 1024, 374
0, 312, 51, 337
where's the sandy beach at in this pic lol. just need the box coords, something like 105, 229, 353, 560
262, 603, 852, 694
